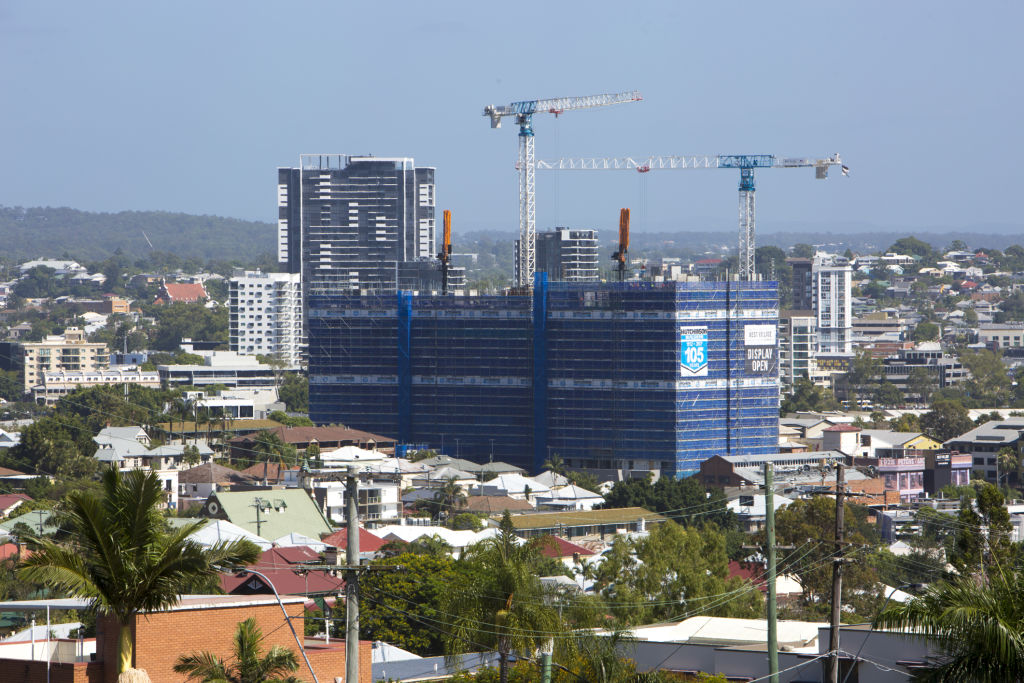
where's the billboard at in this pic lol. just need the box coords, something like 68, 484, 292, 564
744, 323, 778, 376
680, 327, 708, 377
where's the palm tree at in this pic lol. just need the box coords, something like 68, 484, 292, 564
996, 447, 1018, 488
434, 476, 466, 523
543, 453, 566, 476
20, 468, 261, 676
874, 570, 1024, 681
174, 617, 302, 682
445, 512, 560, 683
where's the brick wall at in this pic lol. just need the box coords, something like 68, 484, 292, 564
99, 601, 372, 683
0, 659, 102, 683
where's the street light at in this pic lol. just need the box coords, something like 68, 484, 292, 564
225, 567, 320, 683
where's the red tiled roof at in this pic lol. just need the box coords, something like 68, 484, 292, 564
536, 535, 596, 559
157, 282, 208, 303
239, 461, 287, 483
824, 424, 861, 432
0, 466, 27, 477
728, 560, 766, 589
259, 545, 321, 568
220, 567, 342, 595
321, 527, 386, 553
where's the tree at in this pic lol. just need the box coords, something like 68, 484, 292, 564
433, 476, 467, 522
876, 571, 1024, 682
780, 377, 841, 414
173, 616, 301, 682
20, 468, 261, 675
889, 236, 936, 261
789, 243, 815, 259
592, 520, 761, 625
445, 512, 560, 683
278, 374, 308, 413
362, 552, 464, 654
253, 430, 297, 466
601, 475, 736, 531
873, 381, 904, 408
890, 412, 922, 432
3, 414, 98, 479
997, 446, 1019, 488
960, 349, 1012, 406
920, 399, 974, 442
543, 453, 566, 476
907, 367, 937, 406
774, 497, 878, 606
913, 321, 940, 342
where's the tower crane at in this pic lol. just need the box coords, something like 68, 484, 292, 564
483, 91, 642, 289
536, 153, 848, 281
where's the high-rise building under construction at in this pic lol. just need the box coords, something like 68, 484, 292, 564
308, 274, 779, 477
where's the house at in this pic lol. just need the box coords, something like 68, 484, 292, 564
460, 495, 534, 515
178, 462, 259, 507
699, 451, 848, 489
153, 280, 209, 305
532, 485, 605, 511
199, 488, 334, 541
535, 535, 596, 573
507, 507, 665, 541
229, 425, 397, 460
0, 494, 31, 519
220, 546, 344, 596
321, 526, 387, 560
312, 474, 404, 526
479, 473, 551, 504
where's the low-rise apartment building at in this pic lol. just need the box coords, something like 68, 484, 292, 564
21, 328, 107, 393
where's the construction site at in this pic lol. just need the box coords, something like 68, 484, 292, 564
305, 90, 844, 475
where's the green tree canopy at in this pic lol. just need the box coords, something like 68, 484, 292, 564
601, 475, 736, 530
592, 520, 761, 625
920, 399, 974, 442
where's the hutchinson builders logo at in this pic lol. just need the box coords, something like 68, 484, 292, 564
680, 327, 708, 377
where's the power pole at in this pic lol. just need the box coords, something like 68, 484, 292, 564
251, 498, 265, 537
346, 466, 360, 683
828, 463, 846, 683
764, 463, 778, 683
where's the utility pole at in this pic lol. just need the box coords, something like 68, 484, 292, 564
251, 498, 265, 537
828, 463, 846, 683
346, 466, 360, 683
764, 462, 778, 683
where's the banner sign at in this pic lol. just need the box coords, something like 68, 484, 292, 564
744, 323, 777, 375
680, 327, 708, 377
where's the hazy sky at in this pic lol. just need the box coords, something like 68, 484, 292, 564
2, 2, 1020, 237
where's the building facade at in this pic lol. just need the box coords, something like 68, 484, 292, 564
21, 328, 108, 393
278, 155, 444, 295
229, 270, 304, 367
33, 367, 160, 405
777, 310, 818, 393
307, 276, 779, 477
519, 228, 600, 283
811, 253, 853, 380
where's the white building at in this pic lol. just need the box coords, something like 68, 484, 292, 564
32, 367, 160, 405
812, 252, 853, 373
228, 270, 304, 367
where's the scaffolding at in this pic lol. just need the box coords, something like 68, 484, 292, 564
307, 277, 779, 475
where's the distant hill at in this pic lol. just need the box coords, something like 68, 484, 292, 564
0, 206, 275, 263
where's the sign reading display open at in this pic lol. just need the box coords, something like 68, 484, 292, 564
744, 324, 778, 375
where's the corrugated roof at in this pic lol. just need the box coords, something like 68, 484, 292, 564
179, 462, 256, 485
321, 527, 386, 553
205, 489, 333, 541
510, 507, 664, 530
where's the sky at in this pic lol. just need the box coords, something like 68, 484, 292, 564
1, 2, 1021, 238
